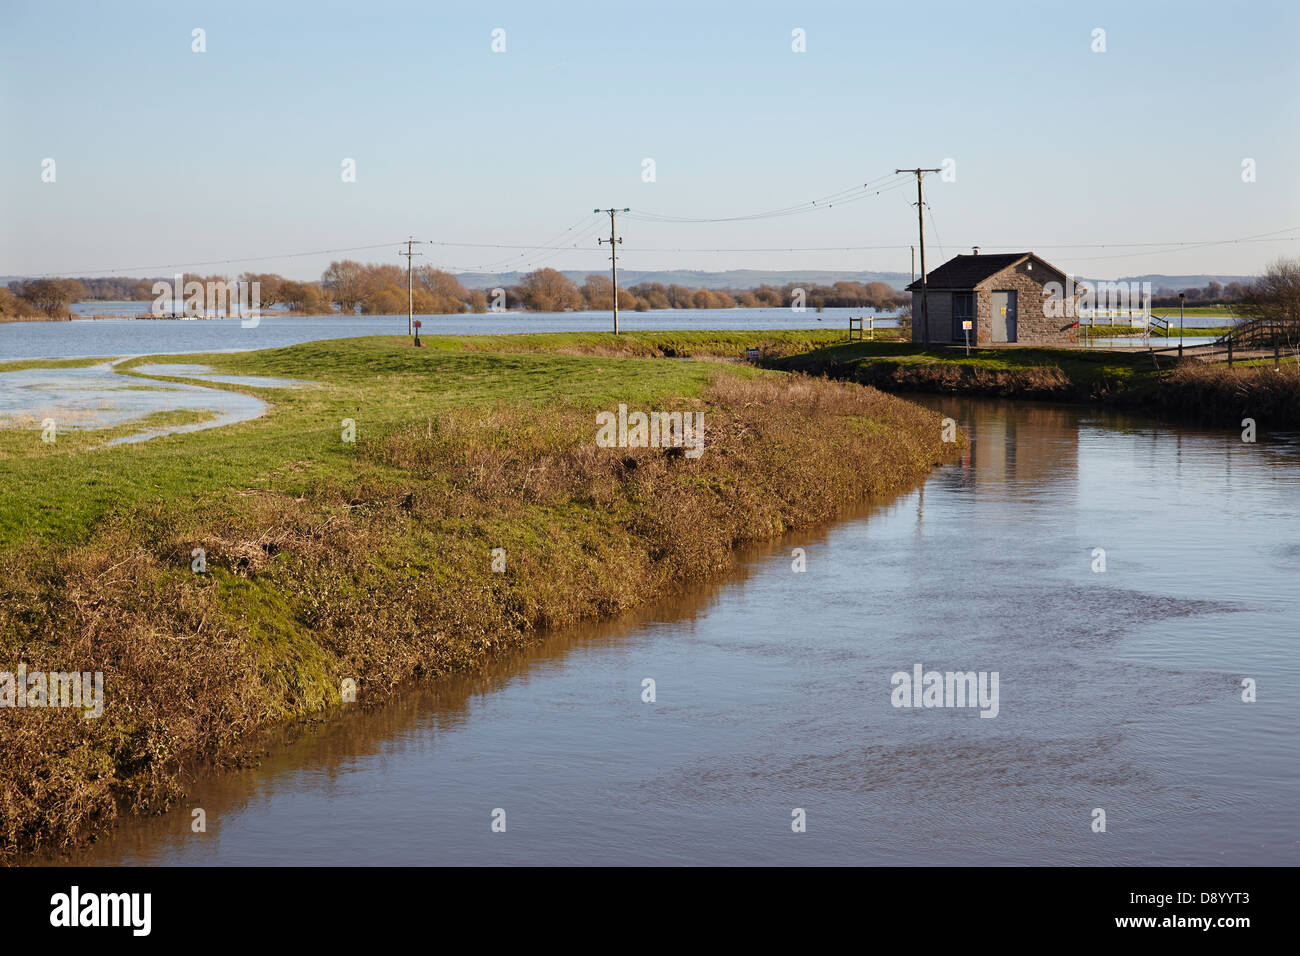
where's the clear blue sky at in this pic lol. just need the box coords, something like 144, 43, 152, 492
2, 0, 1298, 281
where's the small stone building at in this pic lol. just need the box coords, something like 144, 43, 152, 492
906, 251, 1077, 345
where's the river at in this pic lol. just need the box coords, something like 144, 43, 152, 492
33, 393, 1300, 866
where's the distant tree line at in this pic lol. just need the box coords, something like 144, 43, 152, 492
0, 264, 958, 321
74, 277, 158, 300
494, 270, 910, 313
13, 264, 1295, 324
1, 279, 88, 320
1151, 280, 1251, 308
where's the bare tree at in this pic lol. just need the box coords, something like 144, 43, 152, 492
518, 269, 583, 312
321, 260, 369, 313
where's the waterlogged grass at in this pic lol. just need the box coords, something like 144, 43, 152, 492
0, 332, 956, 857
0, 356, 112, 372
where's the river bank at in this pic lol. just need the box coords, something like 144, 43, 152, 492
0, 334, 956, 858
26, 390, 1300, 866
768, 341, 1300, 430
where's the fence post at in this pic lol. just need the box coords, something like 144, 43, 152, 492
1228, 333, 1233, 367
1275, 320, 1280, 368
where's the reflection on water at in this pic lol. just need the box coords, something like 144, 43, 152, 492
36, 396, 1300, 865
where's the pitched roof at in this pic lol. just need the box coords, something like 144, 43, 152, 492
905, 252, 1033, 291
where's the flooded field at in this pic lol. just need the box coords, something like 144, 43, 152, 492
0, 362, 313, 444
3, 309, 894, 362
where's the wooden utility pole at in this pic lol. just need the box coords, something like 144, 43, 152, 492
399, 237, 424, 336
595, 208, 629, 334
897, 169, 941, 347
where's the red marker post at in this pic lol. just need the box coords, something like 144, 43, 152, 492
413, 320, 422, 348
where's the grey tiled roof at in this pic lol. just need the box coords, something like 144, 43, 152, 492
905, 253, 1032, 291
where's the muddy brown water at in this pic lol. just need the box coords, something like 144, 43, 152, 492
32, 394, 1300, 866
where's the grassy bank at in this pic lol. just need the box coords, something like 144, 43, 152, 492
769, 341, 1300, 428
416, 327, 887, 358
0, 333, 954, 857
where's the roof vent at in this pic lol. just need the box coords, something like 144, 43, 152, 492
971, 246, 980, 256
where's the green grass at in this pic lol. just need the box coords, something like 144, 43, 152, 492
1, 335, 748, 548
5, 332, 885, 550
415, 327, 867, 357
0, 356, 113, 372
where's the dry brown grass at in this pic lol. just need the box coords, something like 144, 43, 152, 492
848, 360, 1072, 397
1154, 361, 1300, 427
0, 371, 955, 858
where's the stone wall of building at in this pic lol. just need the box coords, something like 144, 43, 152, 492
974, 260, 1074, 344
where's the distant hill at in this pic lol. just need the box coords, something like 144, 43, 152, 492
1106, 273, 1257, 290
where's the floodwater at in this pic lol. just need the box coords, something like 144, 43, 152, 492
0, 362, 312, 444
1085, 335, 1219, 350
2, 308, 897, 362
37, 395, 1300, 866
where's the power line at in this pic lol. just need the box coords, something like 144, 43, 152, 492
25, 220, 1300, 281
405, 226, 1300, 257
461, 218, 606, 273
926, 205, 946, 263
624, 172, 902, 224
458, 213, 602, 272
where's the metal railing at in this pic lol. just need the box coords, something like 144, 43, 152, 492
1142, 316, 1297, 367
1076, 308, 1155, 328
